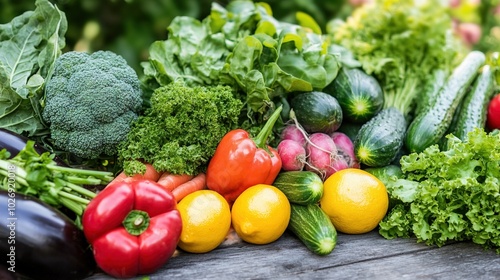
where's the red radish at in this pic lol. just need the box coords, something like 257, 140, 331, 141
305, 133, 340, 179
277, 139, 307, 171
281, 124, 307, 147
331, 132, 360, 168
330, 156, 349, 173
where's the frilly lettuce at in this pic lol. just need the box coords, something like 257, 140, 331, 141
141, 0, 340, 118
379, 128, 500, 253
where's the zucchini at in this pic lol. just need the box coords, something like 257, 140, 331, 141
287, 203, 337, 255
451, 65, 495, 141
273, 171, 323, 205
354, 107, 406, 167
289, 91, 343, 134
325, 67, 384, 124
405, 51, 486, 153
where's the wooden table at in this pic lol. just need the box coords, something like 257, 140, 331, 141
86, 229, 500, 279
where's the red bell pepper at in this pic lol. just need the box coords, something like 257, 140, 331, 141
82, 178, 182, 278
206, 106, 283, 204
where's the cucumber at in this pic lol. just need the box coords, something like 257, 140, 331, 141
405, 51, 486, 153
364, 165, 403, 186
414, 69, 448, 117
287, 203, 337, 255
289, 91, 343, 134
337, 121, 363, 143
273, 171, 323, 205
325, 67, 384, 124
451, 65, 495, 141
354, 107, 406, 167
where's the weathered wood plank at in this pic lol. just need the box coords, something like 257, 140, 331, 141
86, 230, 499, 279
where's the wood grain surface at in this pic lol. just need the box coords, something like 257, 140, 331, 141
86, 229, 500, 279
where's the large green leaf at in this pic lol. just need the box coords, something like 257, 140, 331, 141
0, 10, 40, 98
0, 0, 67, 135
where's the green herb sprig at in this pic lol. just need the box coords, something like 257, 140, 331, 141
0, 141, 114, 225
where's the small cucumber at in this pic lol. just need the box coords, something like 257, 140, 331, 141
354, 107, 406, 167
405, 51, 486, 153
288, 203, 337, 255
273, 171, 323, 205
325, 67, 384, 124
289, 91, 343, 134
451, 65, 495, 141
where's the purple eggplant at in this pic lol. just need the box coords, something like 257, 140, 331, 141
0, 190, 96, 279
0, 128, 36, 158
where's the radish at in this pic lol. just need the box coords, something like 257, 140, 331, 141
305, 133, 344, 180
331, 132, 360, 168
280, 124, 307, 147
277, 139, 307, 171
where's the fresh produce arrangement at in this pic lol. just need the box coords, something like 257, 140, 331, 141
1, 0, 500, 279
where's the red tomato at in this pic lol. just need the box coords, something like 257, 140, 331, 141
487, 94, 500, 130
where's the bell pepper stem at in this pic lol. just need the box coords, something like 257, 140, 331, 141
123, 210, 150, 236
253, 105, 283, 149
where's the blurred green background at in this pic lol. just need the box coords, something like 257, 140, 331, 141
1, 0, 499, 74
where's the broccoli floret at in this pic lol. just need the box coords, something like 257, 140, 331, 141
43, 50, 143, 159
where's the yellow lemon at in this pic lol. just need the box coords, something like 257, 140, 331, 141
231, 184, 291, 245
320, 168, 388, 234
177, 190, 231, 253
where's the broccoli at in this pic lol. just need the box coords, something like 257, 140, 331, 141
42, 50, 143, 159
118, 81, 243, 176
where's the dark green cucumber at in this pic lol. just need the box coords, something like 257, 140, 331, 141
273, 171, 323, 205
287, 203, 337, 255
354, 107, 406, 167
289, 91, 343, 134
405, 51, 486, 153
414, 69, 448, 117
324, 67, 384, 123
337, 121, 363, 143
451, 65, 495, 141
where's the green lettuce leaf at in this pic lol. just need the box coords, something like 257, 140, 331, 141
0, 0, 67, 135
142, 0, 339, 120
379, 129, 500, 253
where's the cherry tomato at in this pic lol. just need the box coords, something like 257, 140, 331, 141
487, 94, 500, 130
